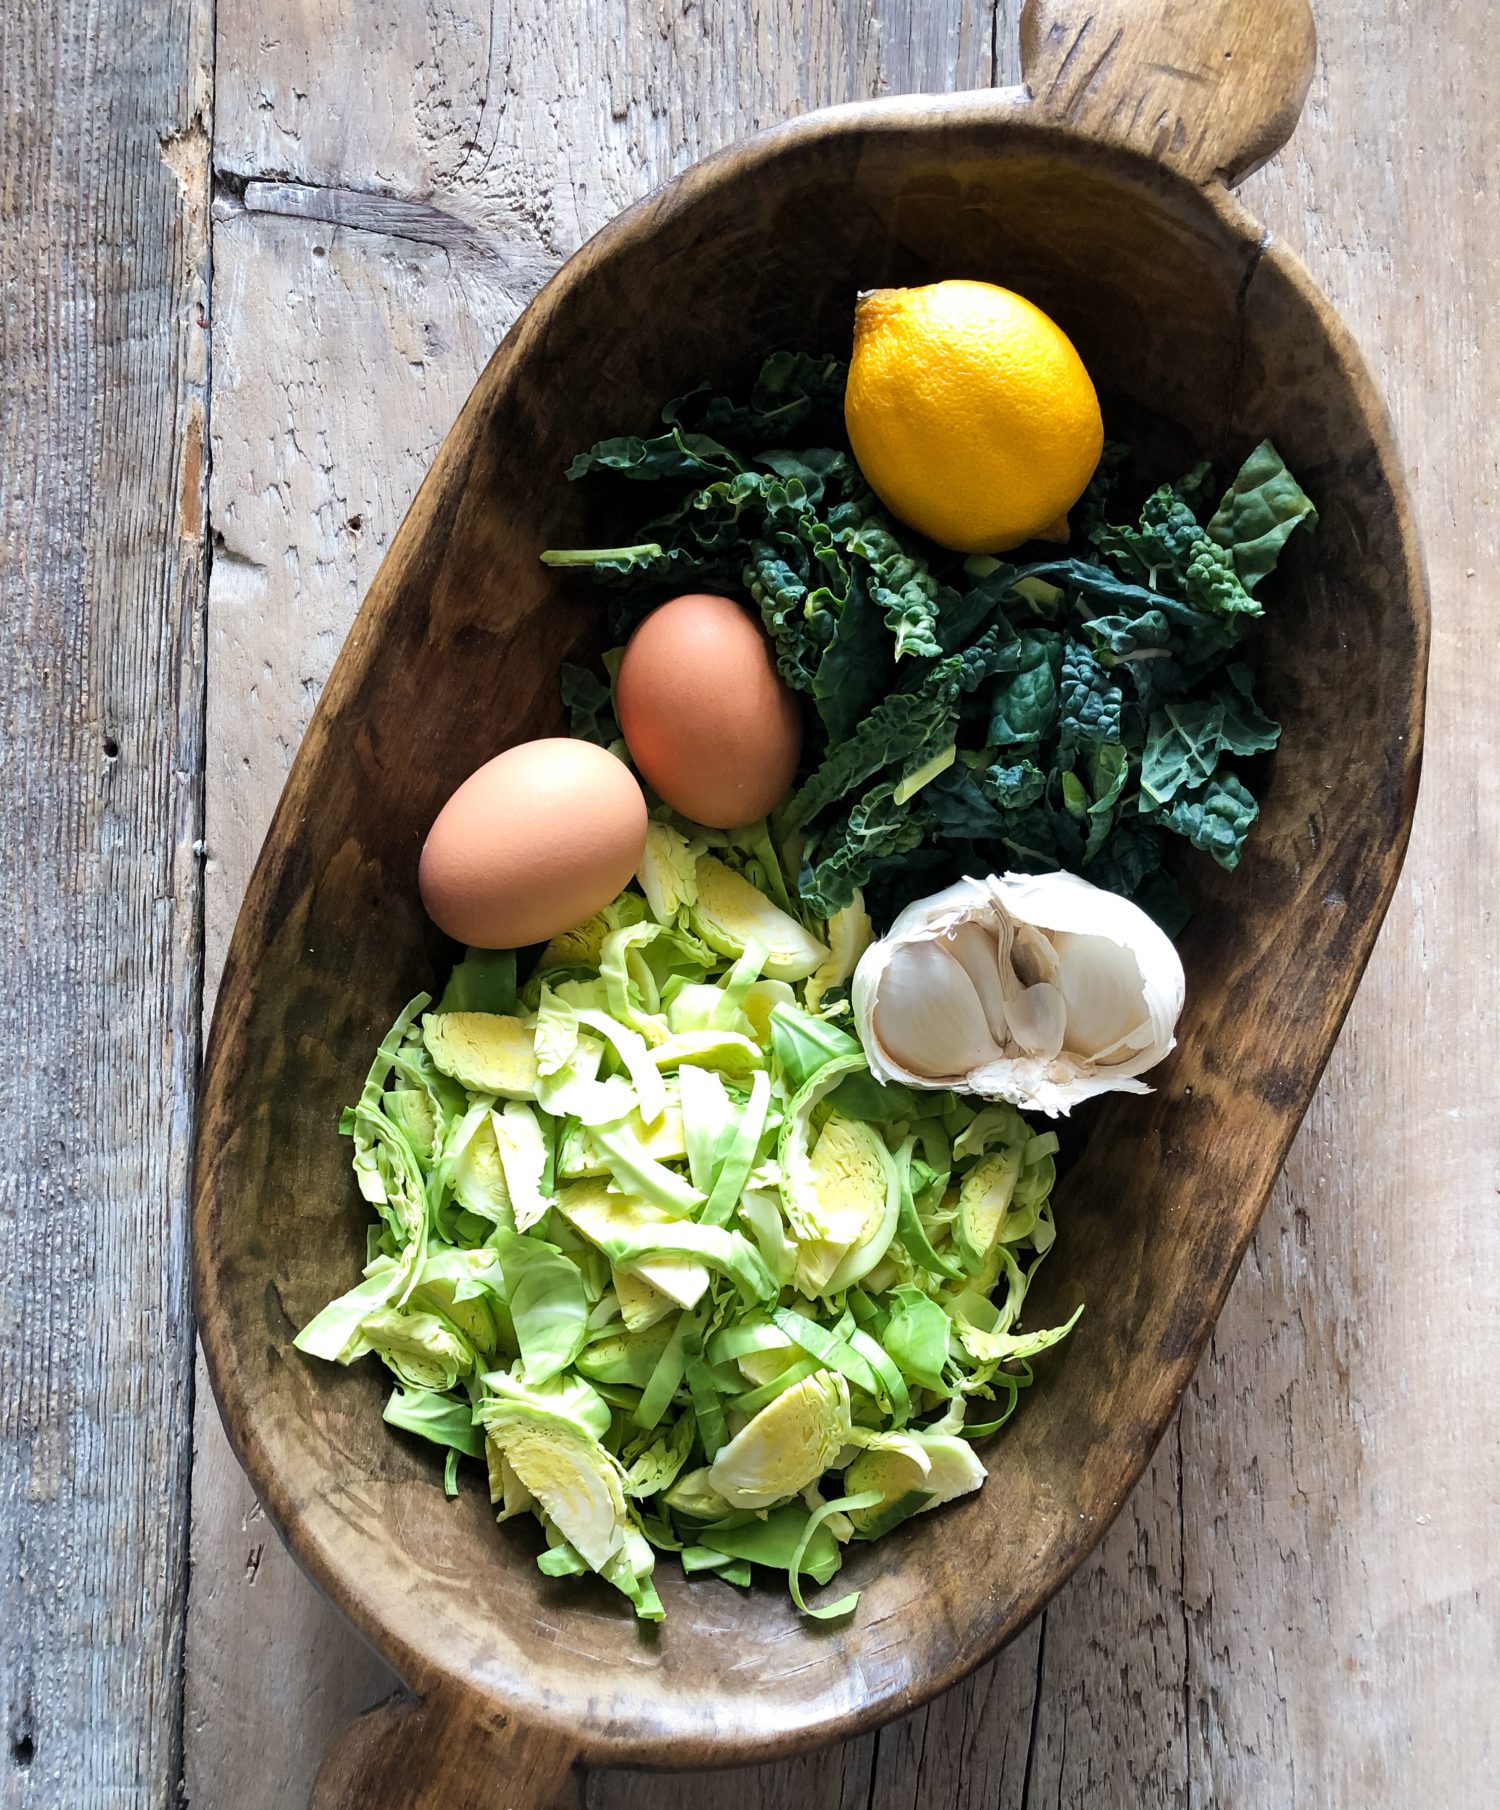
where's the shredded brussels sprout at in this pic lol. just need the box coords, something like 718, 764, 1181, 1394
295, 818, 1079, 1620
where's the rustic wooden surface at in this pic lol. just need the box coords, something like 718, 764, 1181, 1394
0, 0, 1491, 1805
188, 1, 1491, 1804
0, 0, 211, 1804
194, 0, 1440, 1781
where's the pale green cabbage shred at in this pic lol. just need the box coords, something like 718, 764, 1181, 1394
296, 817, 1079, 1621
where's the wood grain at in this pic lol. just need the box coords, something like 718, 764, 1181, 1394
194, 12, 1427, 1810
0, 0, 211, 1805
310, 1693, 583, 1810
1021, 0, 1317, 185
189, 9, 1026, 1807
185, 206, 517, 1802
1175, 9, 1500, 1799
186, 7, 1492, 1810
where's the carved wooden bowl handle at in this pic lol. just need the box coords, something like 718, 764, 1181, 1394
308, 1691, 583, 1810
1020, 0, 1317, 186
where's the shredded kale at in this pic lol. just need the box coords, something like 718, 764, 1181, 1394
544, 355, 1317, 927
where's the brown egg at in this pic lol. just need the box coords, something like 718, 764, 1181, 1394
419, 738, 647, 949
616, 593, 802, 828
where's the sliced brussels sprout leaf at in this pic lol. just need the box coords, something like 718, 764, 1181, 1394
534, 1032, 636, 1125
447, 1104, 515, 1228
768, 1001, 862, 1093
574, 1006, 668, 1126
556, 1181, 712, 1311
576, 1316, 677, 1389
303, 837, 1083, 1624
487, 1442, 535, 1522
955, 1147, 1024, 1268
789, 1489, 883, 1620
584, 1120, 704, 1217
422, 1012, 540, 1099
696, 1502, 843, 1588
357, 1306, 477, 1391
434, 947, 518, 1016
637, 821, 701, 923
700, 1068, 773, 1228
662, 1464, 733, 1522
682, 1332, 729, 1459
647, 1028, 765, 1077
714, 940, 769, 1029
487, 1230, 589, 1386
539, 892, 651, 973
691, 854, 829, 980
487, 1419, 632, 1573
844, 1426, 984, 1539
951, 1302, 1084, 1367
557, 1094, 688, 1182
382, 1088, 437, 1162
804, 893, 873, 1016
707, 1369, 851, 1511
384, 1384, 485, 1459
678, 1064, 734, 1192
883, 1285, 955, 1394
622, 1410, 696, 1500
492, 1102, 554, 1232
736, 1188, 796, 1286
293, 1256, 409, 1365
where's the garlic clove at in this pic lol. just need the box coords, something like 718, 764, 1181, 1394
1051, 930, 1150, 1058
1004, 981, 1068, 1060
1090, 1016, 1159, 1065
869, 939, 1000, 1079
1006, 921, 1060, 991
945, 922, 1012, 1046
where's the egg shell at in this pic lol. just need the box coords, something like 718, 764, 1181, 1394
419, 738, 647, 949
615, 593, 802, 829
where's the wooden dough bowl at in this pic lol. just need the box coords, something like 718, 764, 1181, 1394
193, 2, 1428, 1804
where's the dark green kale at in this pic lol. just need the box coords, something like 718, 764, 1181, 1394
544, 354, 1318, 929
560, 663, 620, 748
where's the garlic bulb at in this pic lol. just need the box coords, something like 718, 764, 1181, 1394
851, 873, 1185, 1116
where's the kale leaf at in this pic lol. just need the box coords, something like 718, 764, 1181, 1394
545, 354, 1317, 930
986, 631, 1063, 748
1148, 772, 1261, 870
1207, 440, 1319, 590
560, 663, 620, 748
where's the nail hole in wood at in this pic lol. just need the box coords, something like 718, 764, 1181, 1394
12, 1737, 34, 1768
103, 735, 120, 759
346, 514, 364, 532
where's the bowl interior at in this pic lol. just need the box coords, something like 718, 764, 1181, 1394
196, 97, 1424, 1766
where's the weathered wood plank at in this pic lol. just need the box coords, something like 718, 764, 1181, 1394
187, 206, 522, 1806
213, 0, 999, 216
1172, 6, 1500, 1798
189, 1, 1497, 1807
189, 10, 1006, 1795
191, 8, 1012, 1807
1024, 1436, 1188, 1806
0, 0, 211, 1805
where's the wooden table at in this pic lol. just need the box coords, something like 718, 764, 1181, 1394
1, 2, 1493, 1805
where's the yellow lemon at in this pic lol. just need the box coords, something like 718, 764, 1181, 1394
844, 279, 1104, 554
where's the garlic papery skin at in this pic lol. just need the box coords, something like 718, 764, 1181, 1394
852, 872, 1186, 1117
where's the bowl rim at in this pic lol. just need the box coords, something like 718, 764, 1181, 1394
192, 85, 1429, 1768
